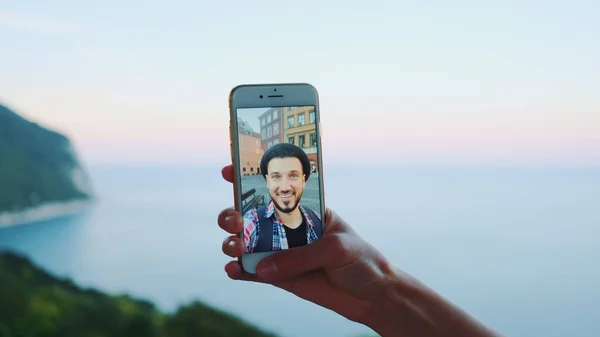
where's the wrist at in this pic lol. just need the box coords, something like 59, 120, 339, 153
365, 266, 500, 337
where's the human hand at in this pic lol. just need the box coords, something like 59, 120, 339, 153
218, 164, 501, 337
217, 164, 395, 327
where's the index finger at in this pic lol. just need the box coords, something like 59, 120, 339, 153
217, 207, 244, 234
221, 165, 233, 183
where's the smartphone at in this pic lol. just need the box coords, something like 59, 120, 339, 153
228, 83, 326, 275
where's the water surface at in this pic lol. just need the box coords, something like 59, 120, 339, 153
1, 165, 598, 337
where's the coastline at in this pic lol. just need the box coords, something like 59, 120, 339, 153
0, 198, 94, 228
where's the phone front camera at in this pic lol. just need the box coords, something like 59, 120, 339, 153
260, 95, 263, 99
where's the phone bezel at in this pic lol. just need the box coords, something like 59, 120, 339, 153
228, 82, 326, 275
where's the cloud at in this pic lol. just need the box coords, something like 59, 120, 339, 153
0, 12, 79, 34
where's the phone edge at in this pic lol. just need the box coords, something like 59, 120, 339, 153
228, 83, 325, 276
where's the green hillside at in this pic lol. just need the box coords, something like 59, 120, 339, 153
0, 103, 92, 213
0, 250, 278, 337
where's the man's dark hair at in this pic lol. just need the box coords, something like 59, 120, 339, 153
260, 143, 311, 181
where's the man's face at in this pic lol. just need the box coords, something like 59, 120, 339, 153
265, 157, 306, 214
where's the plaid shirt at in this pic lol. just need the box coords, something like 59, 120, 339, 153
243, 201, 321, 253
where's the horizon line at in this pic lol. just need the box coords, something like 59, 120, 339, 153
83, 162, 600, 169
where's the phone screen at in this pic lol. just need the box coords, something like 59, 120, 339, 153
234, 105, 324, 254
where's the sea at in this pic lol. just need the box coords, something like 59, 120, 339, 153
1, 165, 598, 337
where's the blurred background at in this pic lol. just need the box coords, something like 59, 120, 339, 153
0, 1, 599, 337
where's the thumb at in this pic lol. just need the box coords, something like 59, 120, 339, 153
255, 232, 350, 280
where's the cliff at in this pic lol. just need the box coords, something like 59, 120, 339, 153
0, 250, 278, 337
0, 103, 93, 226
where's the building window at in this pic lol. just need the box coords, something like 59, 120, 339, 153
261, 129, 266, 139
267, 115, 271, 123
260, 118, 264, 126
288, 136, 294, 145
268, 141, 273, 148
310, 132, 317, 146
272, 110, 277, 120
287, 116, 294, 128
273, 125, 279, 135
299, 135, 305, 147
267, 128, 272, 137
298, 114, 305, 126
273, 139, 279, 145
309, 111, 315, 124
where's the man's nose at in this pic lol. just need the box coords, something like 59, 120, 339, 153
279, 177, 292, 190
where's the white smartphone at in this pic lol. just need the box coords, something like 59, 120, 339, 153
228, 83, 326, 275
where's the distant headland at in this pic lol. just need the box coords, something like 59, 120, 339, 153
0, 103, 94, 227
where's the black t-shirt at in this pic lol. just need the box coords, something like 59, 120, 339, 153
283, 216, 308, 248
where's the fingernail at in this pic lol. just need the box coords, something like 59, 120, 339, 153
257, 261, 278, 279
228, 240, 236, 251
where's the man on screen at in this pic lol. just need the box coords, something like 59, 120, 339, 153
242, 143, 323, 253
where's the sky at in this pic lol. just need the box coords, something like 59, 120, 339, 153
239, 108, 270, 134
0, 1, 599, 167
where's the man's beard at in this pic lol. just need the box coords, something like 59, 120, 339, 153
271, 191, 303, 214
